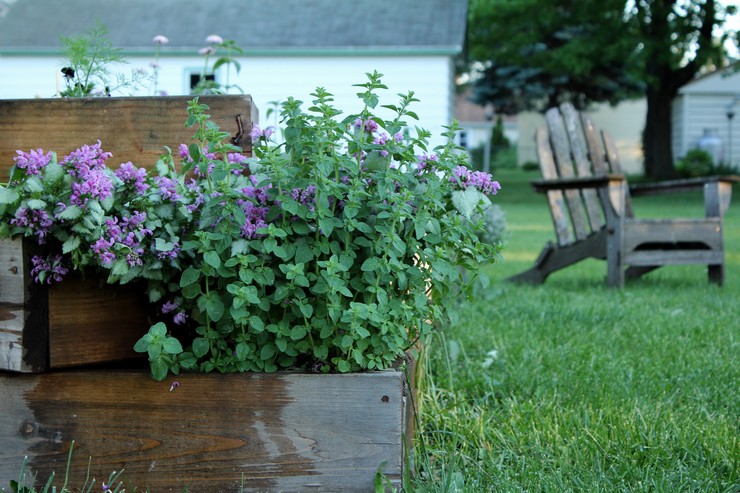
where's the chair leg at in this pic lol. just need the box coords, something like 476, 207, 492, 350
708, 264, 724, 286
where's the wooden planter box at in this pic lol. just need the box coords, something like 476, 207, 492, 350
0, 370, 413, 493
0, 96, 415, 492
0, 237, 151, 372
0, 95, 257, 372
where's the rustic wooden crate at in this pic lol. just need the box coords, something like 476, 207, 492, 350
0, 237, 151, 372
0, 95, 257, 372
0, 370, 411, 493
0, 95, 258, 177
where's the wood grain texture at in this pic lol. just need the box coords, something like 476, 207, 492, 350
0, 370, 408, 493
544, 107, 591, 240
0, 95, 258, 177
47, 274, 150, 368
0, 238, 47, 372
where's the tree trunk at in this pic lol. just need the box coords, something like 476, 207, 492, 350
643, 86, 677, 180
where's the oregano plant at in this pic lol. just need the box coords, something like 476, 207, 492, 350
0, 72, 502, 380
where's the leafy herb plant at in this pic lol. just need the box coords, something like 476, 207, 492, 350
0, 72, 501, 380
58, 20, 149, 97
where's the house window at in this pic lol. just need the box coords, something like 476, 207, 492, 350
187, 72, 217, 94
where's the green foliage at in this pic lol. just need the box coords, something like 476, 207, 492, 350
192, 37, 245, 95
467, 0, 644, 113
675, 148, 738, 178
1, 73, 502, 381
9, 441, 126, 493
58, 20, 149, 97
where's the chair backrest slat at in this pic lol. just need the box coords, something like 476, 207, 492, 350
580, 113, 611, 174
601, 130, 635, 217
536, 127, 574, 245
544, 107, 591, 240
560, 103, 605, 231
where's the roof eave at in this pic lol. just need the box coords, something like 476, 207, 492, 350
1, 45, 462, 57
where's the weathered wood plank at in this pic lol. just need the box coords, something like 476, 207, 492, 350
0, 95, 258, 178
0, 238, 47, 372
580, 113, 610, 174
47, 275, 150, 368
535, 127, 573, 245
623, 219, 723, 251
545, 107, 591, 240
0, 370, 408, 493
560, 103, 604, 231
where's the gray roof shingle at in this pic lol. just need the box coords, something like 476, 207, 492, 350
0, 0, 468, 54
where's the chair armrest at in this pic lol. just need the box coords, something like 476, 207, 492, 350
629, 175, 740, 197
531, 174, 625, 193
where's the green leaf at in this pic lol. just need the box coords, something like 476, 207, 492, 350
62, 235, 81, 254
205, 297, 225, 322
290, 325, 307, 340
162, 336, 183, 355
260, 344, 276, 361
337, 359, 351, 372
361, 257, 380, 272
451, 188, 486, 219
134, 335, 149, 353
192, 337, 209, 358
26, 199, 47, 210
0, 187, 19, 204
150, 358, 168, 381
180, 267, 200, 287
57, 205, 82, 221
203, 251, 221, 268
154, 238, 175, 252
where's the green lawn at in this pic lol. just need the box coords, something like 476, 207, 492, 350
410, 168, 740, 492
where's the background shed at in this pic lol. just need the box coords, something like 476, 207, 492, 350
672, 64, 740, 168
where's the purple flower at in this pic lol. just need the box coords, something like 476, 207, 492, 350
69, 169, 113, 206
61, 141, 112, 178
115, 162, 149, 194
173, 311, 188, 325
30, 254, 68, 284
154, 176, 181, 201
354, 118, 378, 134
14, 148, 53, 175
249, 125, 275, 141
152, 35, 169, 45
199, 46, 216, 56
450, 166, 501, 195
11, 208, 53, 243
205, 34, 224, 45
92, 237, 116, 266
417, 152, 439, 173
178, 144, 193, 162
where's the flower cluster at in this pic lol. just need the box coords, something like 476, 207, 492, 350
30, 254, 69, 284
13, 148, 53, 176
450, 165, 502, 195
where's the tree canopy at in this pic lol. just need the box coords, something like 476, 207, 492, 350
467, 0, 739, 178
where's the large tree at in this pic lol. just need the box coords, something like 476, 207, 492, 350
467, 0, 738, 179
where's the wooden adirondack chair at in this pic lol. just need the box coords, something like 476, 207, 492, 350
509, 102, 739, 288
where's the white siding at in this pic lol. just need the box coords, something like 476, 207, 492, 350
674, 66, 740, 168
1, 54, 455, 149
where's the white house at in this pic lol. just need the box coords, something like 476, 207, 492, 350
672, 64, 740, 168
0, 0, 467, 148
